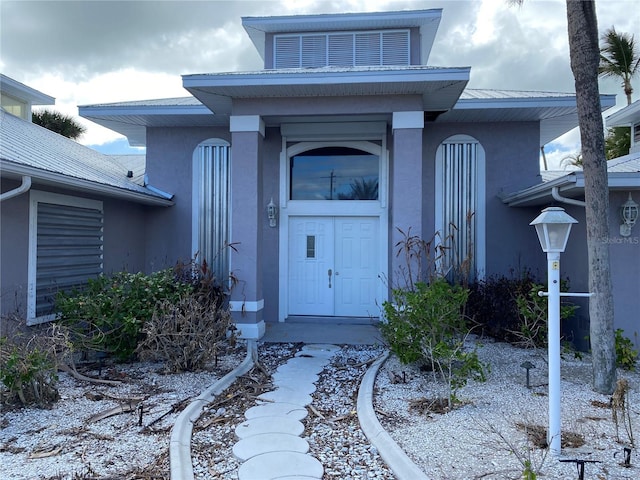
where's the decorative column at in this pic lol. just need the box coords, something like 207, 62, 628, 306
229, 115, 265, 339
391, 111, 424, 286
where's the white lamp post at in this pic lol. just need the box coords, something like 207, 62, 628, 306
530, 206, 578, 455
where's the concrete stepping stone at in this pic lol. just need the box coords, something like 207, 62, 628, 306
233, 432, 309, 461
235, 416, 304, 439
276, 359, 327, 373
245, 402, 308, 420
233, 344, 339, 480
274, 378, 317, 395
238, 451, 323, 480
271, 371, 319, 384
258, 388, 312, 406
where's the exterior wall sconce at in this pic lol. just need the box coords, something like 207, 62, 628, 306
267, 197, 278, 228
620, 192, 639, 237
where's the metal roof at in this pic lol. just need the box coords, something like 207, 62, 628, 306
183, 65, 470, 113
0, 110, 172, 206
606, 100, 640, 127
79, 86, 611, 149
502, 151, 640, 207
242, 9, 442, 64
79, 97, 220, 147
440, 89, 616, 146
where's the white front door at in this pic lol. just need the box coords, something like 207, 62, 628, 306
288, 216, 379, 317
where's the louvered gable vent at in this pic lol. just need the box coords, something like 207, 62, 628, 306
275, 30, 409, 69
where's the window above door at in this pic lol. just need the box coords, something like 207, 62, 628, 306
290, 147, 379, 200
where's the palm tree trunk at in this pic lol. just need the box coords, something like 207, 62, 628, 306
566, 0, 616, 394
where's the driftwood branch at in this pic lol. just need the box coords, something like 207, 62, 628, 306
58, 363, 122, 386
86, 400, 141, 423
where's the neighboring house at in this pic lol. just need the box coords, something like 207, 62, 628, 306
607, 99, 640, 155
4, 9, 633, 347
502, 101, 640, 349
0, 82, 173, 324
1, 74, 54, 122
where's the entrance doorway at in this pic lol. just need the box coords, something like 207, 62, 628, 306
288, 216, 379, 317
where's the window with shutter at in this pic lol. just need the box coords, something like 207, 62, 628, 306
382, 31, 409, 65
275, 36, 301, 69
274, 30, 409, 69
192, 139, 230, 284
328, 34, 354, 66
435, 136, 486, 283
301, 35, 327, 68
28, 191, 103, 323
355, 33, 381, 67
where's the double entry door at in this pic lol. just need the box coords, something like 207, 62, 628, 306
288, 216, 379, 317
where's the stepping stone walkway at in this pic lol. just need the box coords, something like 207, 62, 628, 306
233, 344, 340, 480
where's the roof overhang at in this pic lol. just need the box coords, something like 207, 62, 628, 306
606, 100, 640, 127
0, 74, 55, 105
242, 9, 442, 64
79, 100, 220, 147
501, 171, 640, 207
1, 160, 174, 207
183, 66, 470, 114
439, 90, 617, 146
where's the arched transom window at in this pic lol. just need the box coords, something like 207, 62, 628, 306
289, 146, 379, 200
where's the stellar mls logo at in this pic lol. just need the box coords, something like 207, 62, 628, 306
601, 236, 639, 245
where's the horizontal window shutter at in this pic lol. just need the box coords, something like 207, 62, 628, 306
328, 34, 354, 66
275, 29, 410, 69
382, 31, 409, 65
275, 36, 301, 69
36, 202, 103, 316
301, 35, 326, 68
355, 32, 381, 66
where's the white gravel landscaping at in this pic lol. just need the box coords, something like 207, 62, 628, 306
1, 337, 638, 479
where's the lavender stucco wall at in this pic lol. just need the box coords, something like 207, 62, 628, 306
560, 192, 640, 350
260, 128, 282, 322
0, 182, 147, 318
144, 126, 231, 271
422, 121, 546, 278
0, 179, 29, 315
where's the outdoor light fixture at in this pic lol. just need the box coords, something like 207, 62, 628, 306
620, 192, 639, 237
530, 206, 578, 253
267, 197, 278, 228
530, 206, 578, 456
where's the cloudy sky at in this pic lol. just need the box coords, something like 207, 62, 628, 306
2, 0, 639, 167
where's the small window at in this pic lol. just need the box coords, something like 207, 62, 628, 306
290, 147, 379, 200
306, 236, 316, 258
28, 191, 103, 324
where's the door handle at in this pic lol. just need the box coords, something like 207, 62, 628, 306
328, 269, 332, 288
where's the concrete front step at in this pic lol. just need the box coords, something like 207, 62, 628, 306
232, 432, 309, 461
238, 451, 323, 480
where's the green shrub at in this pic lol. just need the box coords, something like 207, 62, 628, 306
55, 269, 193, 360
381, 279, 487, 405
0, 335, 58, 407
615, 329, 638, 371
513, 283, 578, 349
